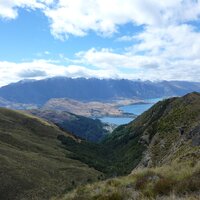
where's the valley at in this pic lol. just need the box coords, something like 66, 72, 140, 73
56, 92, 200, 199
0, 92, 200, 200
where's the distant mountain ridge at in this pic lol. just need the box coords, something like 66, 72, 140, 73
0, 77, 200, 105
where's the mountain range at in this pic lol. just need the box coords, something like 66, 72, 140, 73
0, 77, 200, 105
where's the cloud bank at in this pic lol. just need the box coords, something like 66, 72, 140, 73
1, 0, 199, 38
0, 60, 121, 87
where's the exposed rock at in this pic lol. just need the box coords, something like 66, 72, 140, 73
137, 151, 152, 168
187, 124, 200, 146
139, 134, 150, 145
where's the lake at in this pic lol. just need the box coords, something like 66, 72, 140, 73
100, 117, 133, 125
100, 98, 162, 125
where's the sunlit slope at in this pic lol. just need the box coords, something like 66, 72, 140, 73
58, 92, 200, 200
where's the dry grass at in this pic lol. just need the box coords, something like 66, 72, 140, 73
57, 160, 200, 200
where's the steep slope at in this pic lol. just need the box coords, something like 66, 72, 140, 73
28, 109, 110, 142
55, 92, 200, 176
0, 108, 102, 200
102, 92, 200, 174
57, 92, 200, 200
0, 77, 199, 104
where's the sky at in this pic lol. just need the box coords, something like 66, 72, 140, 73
0, 0, 200, 86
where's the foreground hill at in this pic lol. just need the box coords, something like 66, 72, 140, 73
60, 160, 200, 200
56, 92, 200, 199
0, 77, 200, 105
0, 108, 102, 200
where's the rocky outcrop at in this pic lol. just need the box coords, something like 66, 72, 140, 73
187, 124, 200, 146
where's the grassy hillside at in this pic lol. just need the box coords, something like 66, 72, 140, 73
0, 108, 102, 200
101, 92, 200, 173
1, 92, 200, 200
55, 92, 200, 199
59, 161, 200, 200
56, 92, 200, 177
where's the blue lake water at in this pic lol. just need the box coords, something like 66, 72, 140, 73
120, 98, 162, 115
100, 117, 133, 125
100, 98, 162, 125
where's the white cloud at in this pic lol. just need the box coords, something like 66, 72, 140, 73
0, 60, 64, 86
0, 59, 121, 87
0, 0, 47, 19
64, 65, 120, 79
72, 45, 200, 82
0, 56, 200, 87
1, 0, 200, 37
43, 0, 200, 39
129, 24, 200, 59
75, 48, 161, 69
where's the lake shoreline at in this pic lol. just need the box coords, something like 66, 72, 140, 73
99, 98, 163, 125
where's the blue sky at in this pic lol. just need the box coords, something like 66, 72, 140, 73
0, 9, 141, 62
0, 0, 200, 86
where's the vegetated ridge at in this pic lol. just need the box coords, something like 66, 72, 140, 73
56, 92, 200, 200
